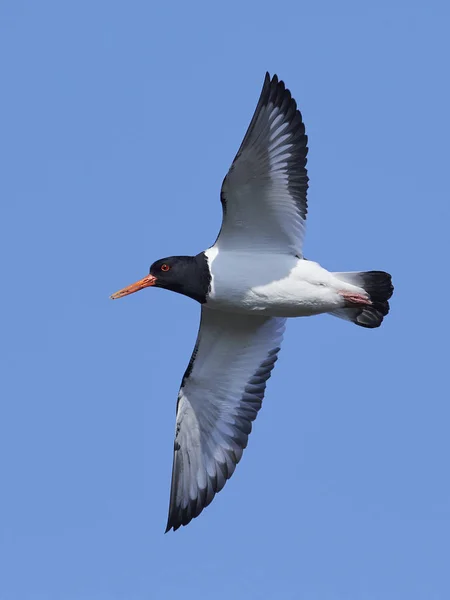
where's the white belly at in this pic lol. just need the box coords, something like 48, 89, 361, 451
204, 248, 347, 317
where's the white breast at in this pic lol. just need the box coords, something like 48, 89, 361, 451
204, 247, 346, 317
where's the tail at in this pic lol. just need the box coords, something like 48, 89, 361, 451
330, 271, 394, 328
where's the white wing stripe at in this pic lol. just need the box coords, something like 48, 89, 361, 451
218, 73, 308, 255
165, 308, 285, 531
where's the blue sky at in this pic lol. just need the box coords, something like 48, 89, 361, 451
1, 1, 449, 599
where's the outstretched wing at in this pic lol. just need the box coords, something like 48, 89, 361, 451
166, 307, 285, 531
217, 72, 309, 256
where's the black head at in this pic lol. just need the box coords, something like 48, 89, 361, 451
111, 252, 211, 304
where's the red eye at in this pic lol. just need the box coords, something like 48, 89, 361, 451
161, 264, 170, 272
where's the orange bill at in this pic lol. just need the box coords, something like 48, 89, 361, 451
110, 274, 157, 299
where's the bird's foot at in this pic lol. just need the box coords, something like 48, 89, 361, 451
340, 291, 372, 307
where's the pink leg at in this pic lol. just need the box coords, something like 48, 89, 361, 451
340, 291, 372, 306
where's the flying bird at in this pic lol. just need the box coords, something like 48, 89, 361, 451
111, 73, 393, 532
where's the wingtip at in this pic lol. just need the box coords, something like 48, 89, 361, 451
267, 71, 282, 87
165, 516, 181, 533
165, 512, 176, 533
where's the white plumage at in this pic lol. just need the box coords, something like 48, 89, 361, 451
205, 248, 368, 317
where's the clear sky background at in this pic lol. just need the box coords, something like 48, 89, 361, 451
1, 2, 449, 599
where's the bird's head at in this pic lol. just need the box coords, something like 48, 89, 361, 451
110, 254, 210, 303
